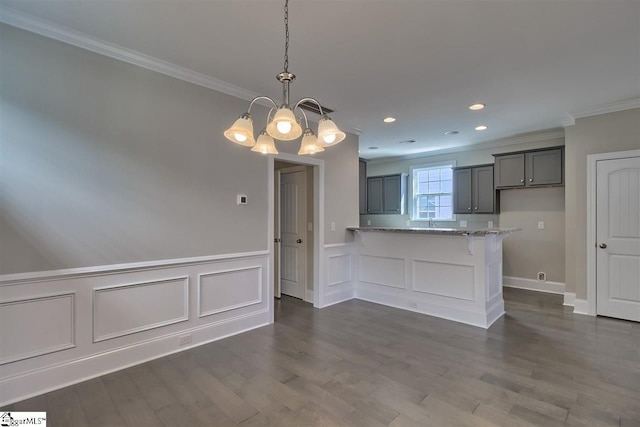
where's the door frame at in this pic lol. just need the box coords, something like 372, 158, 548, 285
586, 149, 640, 316
268, 153, 325, 324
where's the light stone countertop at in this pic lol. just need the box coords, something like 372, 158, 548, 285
347, 226, 520, 236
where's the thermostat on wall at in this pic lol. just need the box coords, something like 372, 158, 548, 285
237, 194, 247, 205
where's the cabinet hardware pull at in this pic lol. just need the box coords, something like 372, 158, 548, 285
297, 239, 303, 243
599, 243, 607, 249
520, 179, 524, 183
529, 178, 533, 182
467, 207, 471, 210
475, 207, 478, 210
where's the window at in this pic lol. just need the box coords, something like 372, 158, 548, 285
411, 162, 455, 220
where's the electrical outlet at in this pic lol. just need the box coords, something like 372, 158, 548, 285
488, 221, 494, 228
367, 220, 372, 226
307, 222, 313, 231
178, 334, 192, 346
538, 221, 545, 230
460, 220, 467, 228
331, 222, 336, 232
237, 194, 247, 205
409, 301, 418, 309
537, 272, 546, 281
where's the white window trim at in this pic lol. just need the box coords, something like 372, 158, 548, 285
409, 160, 457, 222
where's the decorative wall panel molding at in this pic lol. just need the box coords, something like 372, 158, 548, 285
198, 266, 262, 317
359, 255, 405, 289
411, 260, 475, 301
93, 277, 189, 342
0, 293, 75, 365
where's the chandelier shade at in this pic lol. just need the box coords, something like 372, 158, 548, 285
266, 107, 303, 141
251, 130, 279, 154
224, 113, 256, 147
317, 115, 346, 146
297, 129, 325, 155
222, 0, 344, 155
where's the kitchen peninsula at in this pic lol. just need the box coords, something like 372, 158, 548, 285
347, 227, 518, 328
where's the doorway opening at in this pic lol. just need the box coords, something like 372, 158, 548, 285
269, 153, 325, 323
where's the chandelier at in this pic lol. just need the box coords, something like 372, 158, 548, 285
224, 0, 345, 155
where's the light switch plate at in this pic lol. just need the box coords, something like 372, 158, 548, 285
307, 222, 313, 231
460, 220, 468, 228
538, 221, 545, 230
331, 222, 336, 232
488, 221, 494, 228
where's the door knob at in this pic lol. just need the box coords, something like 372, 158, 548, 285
297, 239, 303, 243
599, 243, 607, 249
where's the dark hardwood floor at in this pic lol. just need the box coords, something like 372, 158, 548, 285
3, 288, 640, 426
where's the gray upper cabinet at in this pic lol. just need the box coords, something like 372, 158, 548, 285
494, 147, 563, 189
454, 165, 496, 214
473, 166, 495, 213
366, 177, 383, 214
366, 174, 407, 214
359, 159, 367, 214
526, 149, 563, 185
453, 168, 473, 214
494, 153, 525, 188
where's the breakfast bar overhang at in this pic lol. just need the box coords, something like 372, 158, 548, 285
348, 227, 519, 328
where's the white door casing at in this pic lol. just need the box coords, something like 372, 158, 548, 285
274, 170, 282, 299
596, 156, 640, 321
280, 167, 306, 300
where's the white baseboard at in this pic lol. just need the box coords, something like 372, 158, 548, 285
355, 288, 501, 329
503, 276, 565, 295
321, 288, 355, 308
562, 292, 590, 315
304, 289, 314, 303
0, 309, 269, 406
563, 292, 576, 306
573, 299, 589, 315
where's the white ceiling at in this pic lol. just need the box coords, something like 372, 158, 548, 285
1, 0, 639, 159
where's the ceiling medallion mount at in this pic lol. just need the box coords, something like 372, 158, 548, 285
224, 0, 345, 155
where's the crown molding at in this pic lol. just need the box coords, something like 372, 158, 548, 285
366, 129, 565, 165
0, 7, 262, 102
571, 98, 640, 121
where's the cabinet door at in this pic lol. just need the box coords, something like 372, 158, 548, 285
359, 160, 367, 214
366, 177, 383, 213
383, 175, 402, 213
453, 168, 472, 214
473, 166, 495, 213
495, 153, 525, 188
526, 149, 562, 186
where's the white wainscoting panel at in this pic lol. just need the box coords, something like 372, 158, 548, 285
93, 277, 189, 342
0, 293, 75, 365
328, 254, 352, 287
0, 251, 270, 406
411, 261, 475, 301
359, 255, 405, 289
322, 244, 356, 307
198, 267, 262, 317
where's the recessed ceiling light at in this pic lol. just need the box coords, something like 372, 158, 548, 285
445, 131, 460, 135
383, 117, 396, 123
469, 103, 486, 111
368, 146, 379, 150
475, 125, 488, 131
398, 139, 416, 144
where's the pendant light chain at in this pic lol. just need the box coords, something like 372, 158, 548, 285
283, 0, 289, 73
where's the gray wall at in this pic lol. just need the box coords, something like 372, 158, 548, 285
564, 108, 640, 297
0, 24, 359, 275
363, 135, 566, 282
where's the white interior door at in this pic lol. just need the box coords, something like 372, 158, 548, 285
280, 168, 306, 300
274, 170, 281, 299
596, 156, 640, 321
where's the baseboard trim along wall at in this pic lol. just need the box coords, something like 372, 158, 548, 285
0, 251, 270, 406
562, 292, 590, 315
503, 276, 566, 295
